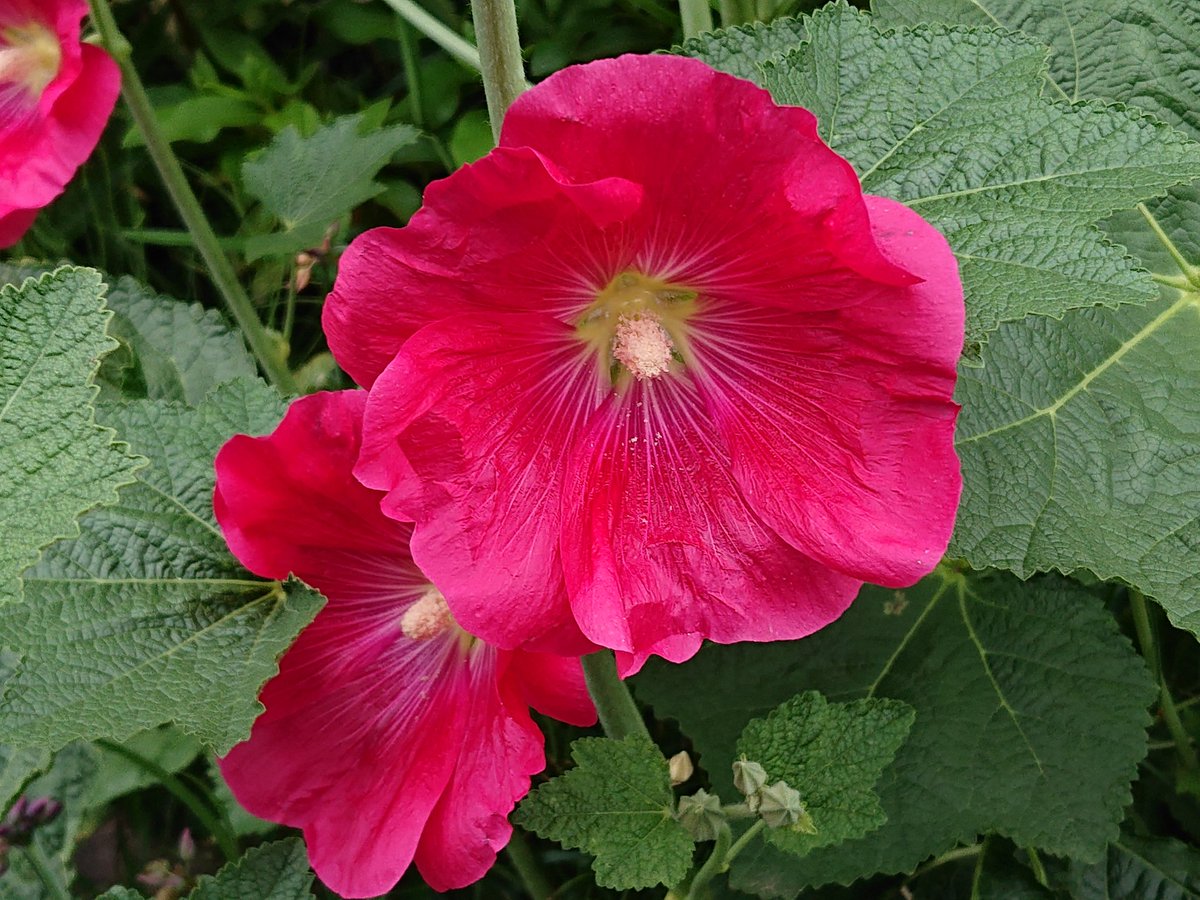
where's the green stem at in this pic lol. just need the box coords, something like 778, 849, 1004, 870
95, 738, 239, 861
723, 819, 766, 867
1129, 590, 1200, 770
396, 20, 425, 128
1138, 202, 1200, 287
1151, 272, 1195, 291
678, 0, 714, 38
20, 842, 71, 900
581, 651, 652, 743
718, 0, 741, 26
470, 0, 527, 142
685, 822, 731, 899
86, 0, 296, 393
379, 0, 483, 72
504, 828, 552, 900
1025, 847, 1048, 887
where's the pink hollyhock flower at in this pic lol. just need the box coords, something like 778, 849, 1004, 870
0, 0, 120, 247
326, 54, 964, 674
213, 390, 595, 898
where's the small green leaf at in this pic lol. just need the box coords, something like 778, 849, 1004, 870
636, 573, 1154, 894
123, 94, 262, 147
0, 380, 324, 753
0, 268, 142, 604
86, 727, 202, 808
514, 736, 695, 890
0, 745, 50, 812
242, 113, 419, 260
190, 839, 314, 900
1066, 833, 1200, 899
737, 692, 914, 856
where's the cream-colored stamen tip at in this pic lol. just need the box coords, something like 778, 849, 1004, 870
612, 313, 674, 380
400, 587, 454, 640
0, 22, 62, 99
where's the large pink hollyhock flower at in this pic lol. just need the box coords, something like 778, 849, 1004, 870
327, 55, 964, 674
0, 0, 120, 247
213, 390, 595, 899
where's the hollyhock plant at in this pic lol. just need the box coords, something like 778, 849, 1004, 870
326, 54, 964, 673
213, 390, 595, 898
0, 0, 120, 247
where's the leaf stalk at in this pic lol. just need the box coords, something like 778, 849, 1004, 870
470, 0, 527, 142
580, 651, 653, 744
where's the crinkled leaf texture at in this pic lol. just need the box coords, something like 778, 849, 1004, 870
242, 112, 419, 260
0, 267, 142, 603
737, 692, 914, 856
1066, 833, 1200, 900
681, 4, 1200, 342
874, 0, 1200, 280
635, 572, 1154, 894
953, 292, 1200, 636
515, 736, 695, 890
0, 379, 324, 754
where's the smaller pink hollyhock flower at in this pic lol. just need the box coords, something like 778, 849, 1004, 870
213, 390, 595, 899
0, 0, 120, 247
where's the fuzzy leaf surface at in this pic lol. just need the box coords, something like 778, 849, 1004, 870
677, 16, 808, 80
242, 113, 419, 259
737, 692, 913, 856
743, 6, 1200, 341
0, 268, 141, 603
953, 292, 1200, 635
0, 379, 324, 753
635, 573, 1154, 894
515, 736, 694, 890
190, 839, 315, 899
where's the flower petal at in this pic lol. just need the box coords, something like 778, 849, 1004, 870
500, 54, 915, 293
357, 312, 602, 655
323, 146, 642, 388
414, 650, 545, 891
560, 374, 861, 674
690, 196, 963, 587
508, 650, 597, 727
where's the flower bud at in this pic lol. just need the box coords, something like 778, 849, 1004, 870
757, 781, 815, 833
732, 757, 769, 799
668, 751, 694, 786
178, 827, 195, 864
676, 789, 724, 841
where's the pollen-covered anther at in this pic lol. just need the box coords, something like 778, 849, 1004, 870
0, 22, 62, 99
400, 587, 455, 640
611, 313, 674, 380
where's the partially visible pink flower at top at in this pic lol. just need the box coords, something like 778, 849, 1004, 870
214, 390, 595, 898
0, 0, 120, 247
326, 54, 964, 674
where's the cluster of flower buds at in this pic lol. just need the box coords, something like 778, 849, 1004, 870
732, 758, 817, 834
0, 795, 63, 875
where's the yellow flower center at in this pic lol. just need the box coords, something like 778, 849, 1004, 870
0, 20, 62, 100
577, 271, 697, 383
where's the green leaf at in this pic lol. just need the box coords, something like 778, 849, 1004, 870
1066, 833, 1200, 899
677, 16, 809, 80
754, 5, 1200, 341
0, 743, 98, 900
242, 113, 419, 260
973, 840, 1055, 899
86, 726, 202, 808
514, 736, 695, 890
0, 745, 50, 811
190, 839, 314, 900
0, 379, 324, 753
737, 693, 914, 856
123, 94, 262, 147
953, 292, 1200, 635
870, 0, 1200, 280
99, 276, 257, 404
635, 572, 1154, 894
0, 267, 142, 604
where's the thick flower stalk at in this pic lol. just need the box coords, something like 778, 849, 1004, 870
213, 391, 595, 898
0, 0, 119, 246
327, 54, 965, 673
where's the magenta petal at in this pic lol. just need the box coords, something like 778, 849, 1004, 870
414, 652, 545, 891
357, 312, 601, 655
692, 196, 963, 587
561, 375, 862, 672
324, 146, 642, 388
508, 651, 597, 727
